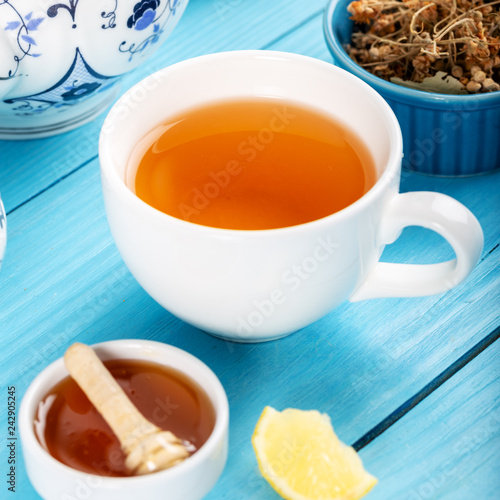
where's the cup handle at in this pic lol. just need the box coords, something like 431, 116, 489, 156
350, 191, 484, 301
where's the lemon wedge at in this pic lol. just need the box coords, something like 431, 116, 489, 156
252, 407, 377, 500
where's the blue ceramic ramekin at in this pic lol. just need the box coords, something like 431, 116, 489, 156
324, 0, 500, 176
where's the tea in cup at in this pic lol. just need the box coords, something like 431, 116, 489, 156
132, 98, 377, 230
99, 50, 484, 342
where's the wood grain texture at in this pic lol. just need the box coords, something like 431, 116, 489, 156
0, 1, 499, 499
0, 0, 326, 214
361, 339, 500, 500
0, 158, 498, 498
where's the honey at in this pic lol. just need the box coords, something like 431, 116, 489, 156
35, 359, 215, 476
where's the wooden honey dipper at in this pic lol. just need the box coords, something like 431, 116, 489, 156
64, 343, 190, 475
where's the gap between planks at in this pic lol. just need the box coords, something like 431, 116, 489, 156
261, 8, 325, 50
5, 155, 98, 216
352, 324, 500, 451
5, 5, 498, 453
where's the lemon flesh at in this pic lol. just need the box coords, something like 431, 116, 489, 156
252, 407, 377, 500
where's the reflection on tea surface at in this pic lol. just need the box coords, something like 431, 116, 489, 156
133, 98, 376, 230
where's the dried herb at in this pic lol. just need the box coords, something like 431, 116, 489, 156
346, 0, 500, 93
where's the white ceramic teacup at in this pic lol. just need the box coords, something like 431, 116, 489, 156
99, 50, 484, 342
19, 339, 229, 500
0, 0, 189, 139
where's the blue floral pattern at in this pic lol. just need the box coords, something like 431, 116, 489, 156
1, 2, 44, 80
120, 0, 181, 61
0, 0, 186, 116
4, 49, 117, 115
127, 0, 160, 30
101, 0, 118, 29
61, 82, 101, 101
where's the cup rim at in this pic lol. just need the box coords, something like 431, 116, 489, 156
99, 49, 403, 237
323, 0, 500, 107
19, 339, 229, 485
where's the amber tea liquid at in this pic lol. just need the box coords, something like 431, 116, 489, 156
35, 359, 215, 477
133, 98, 376, 230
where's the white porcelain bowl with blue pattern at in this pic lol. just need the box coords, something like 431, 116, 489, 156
0, 0, 189, 139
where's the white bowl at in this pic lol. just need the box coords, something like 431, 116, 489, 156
19, 339, 229, 500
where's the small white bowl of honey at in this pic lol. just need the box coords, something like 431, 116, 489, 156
19, 339, 229, 500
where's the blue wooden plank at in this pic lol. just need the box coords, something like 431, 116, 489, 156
0, 158, 498, 498
1, 7, 499, 500
360, 339, 500, 500
267, 10, 328, 60
0, 0, 326, 214
353, 326, 500, 451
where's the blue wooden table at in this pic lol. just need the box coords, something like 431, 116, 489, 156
1, 1, 499, 498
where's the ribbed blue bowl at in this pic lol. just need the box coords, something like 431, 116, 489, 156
324, 0, 500, 176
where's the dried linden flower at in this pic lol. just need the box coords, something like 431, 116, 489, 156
346, 0, 500, 94
483, 78, 500, 91
466, 80, 482, 93
473, 70, 486, 83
